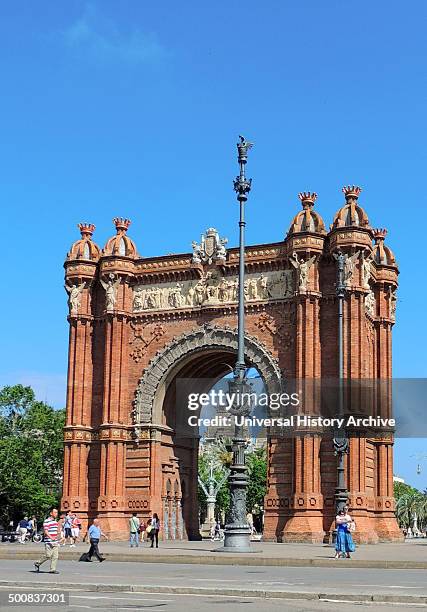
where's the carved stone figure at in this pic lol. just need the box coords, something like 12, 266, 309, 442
191, 241, 202, 264
229, 279, 238, 301
65, 282, 85, 315
361, 254, 372, 289
290, 252, 316, 291
243, 280, 249, 300
100, 274, 120, 311
248, 277, 258, 300
343, 251, 360, 288
205, 272, 219, 302
194, 279, 206, 305
133, 289, 145, 311
259, 273, 269, 299
187, 283, 195, 306
365, 290, 375, 316
218, 277, 229, 302
216, 237, 228, 260
168, 283, 184, 308
390, 289, 397, 321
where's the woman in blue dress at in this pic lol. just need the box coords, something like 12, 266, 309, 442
335, 506, 355, 558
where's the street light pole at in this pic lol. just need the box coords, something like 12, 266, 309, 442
220, 136, 254, 552
333, 251, 349, 513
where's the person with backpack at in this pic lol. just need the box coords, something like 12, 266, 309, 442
129, 512, 140, 547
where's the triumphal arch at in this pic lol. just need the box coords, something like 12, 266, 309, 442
62, 186, 402, 542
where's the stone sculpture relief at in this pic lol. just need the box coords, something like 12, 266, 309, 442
361, 253, 372, 289
343, 251, 361, 288
65, 282, 85, 315
100, 273, 121, 311
390, 289, 397, 321
133, 269, 294, 312
365, 290, 376, 317
191, 228, 228, 264
289, 252, 316, 291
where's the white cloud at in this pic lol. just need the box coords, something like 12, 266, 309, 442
63, 3, 165, 64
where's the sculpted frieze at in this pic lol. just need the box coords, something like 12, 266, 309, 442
132, 269, 294, 312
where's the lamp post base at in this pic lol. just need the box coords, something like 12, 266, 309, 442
214, 525, 259, 553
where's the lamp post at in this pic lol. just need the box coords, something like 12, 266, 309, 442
219, 136, 254, 552
333, 251, 349, 513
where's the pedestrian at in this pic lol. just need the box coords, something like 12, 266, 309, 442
18, 517, 29, 544
139, 519, 147, 543
129, 512, 140, 547
334, 506, 355, 559
71, 513, 81, 546
28, 516, 37, 539
59, 514, 66, 543
34, 508, 62, 574
63, 511, 73, 546
214, 520, 221, 541
150, 513, 160, 548
86, 518, 106, 562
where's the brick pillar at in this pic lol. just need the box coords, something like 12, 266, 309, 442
372, 307, 403, 541
97, 311, 129, 537
282, 295, 324, 542
344, 292, 378, 542
62, 302, 94, 519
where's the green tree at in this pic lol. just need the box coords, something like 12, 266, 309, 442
394, 481, 427, 531
198, 450, 230, 520
246, 446, 267, 513
0, 385, 65, 527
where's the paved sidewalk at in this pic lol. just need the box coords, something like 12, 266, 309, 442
1, 538, 426, 569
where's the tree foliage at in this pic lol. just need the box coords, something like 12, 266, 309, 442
0, 385, 65, 527
394, 480, 427, 531
246, 446, 267, 514
198, 442, 267, 522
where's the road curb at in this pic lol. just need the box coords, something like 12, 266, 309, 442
0, 550, 426, 569
0, 580, 426, 605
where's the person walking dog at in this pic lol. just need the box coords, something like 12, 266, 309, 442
86, 518, 106, 562
34, 508, 62, 574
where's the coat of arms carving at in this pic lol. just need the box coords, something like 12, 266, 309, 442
191, 228, 228, 264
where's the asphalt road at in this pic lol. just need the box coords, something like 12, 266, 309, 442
0, 559, 425, 603
0, 588, 423, 612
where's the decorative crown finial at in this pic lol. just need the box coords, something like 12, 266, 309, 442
298, 192, 317, 208
373, 228, 387, 241
78, 223, 95, 237
342, 185, 362, 199
113, 218, 131, 233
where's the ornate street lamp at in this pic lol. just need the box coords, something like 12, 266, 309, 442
333, 251, 349, 513
219, 136, 254, 552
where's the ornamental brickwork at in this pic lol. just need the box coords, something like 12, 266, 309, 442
62, 189, 402, 543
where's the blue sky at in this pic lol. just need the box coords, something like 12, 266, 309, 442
0, 1, 426, 487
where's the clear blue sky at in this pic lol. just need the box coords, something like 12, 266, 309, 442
0, 1, 426, 488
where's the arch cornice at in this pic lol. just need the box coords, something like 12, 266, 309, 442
132, 323, 283, 434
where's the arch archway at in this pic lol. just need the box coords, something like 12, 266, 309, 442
132, 324, 282, 539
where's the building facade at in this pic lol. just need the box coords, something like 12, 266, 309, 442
61, 187, 402, 543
